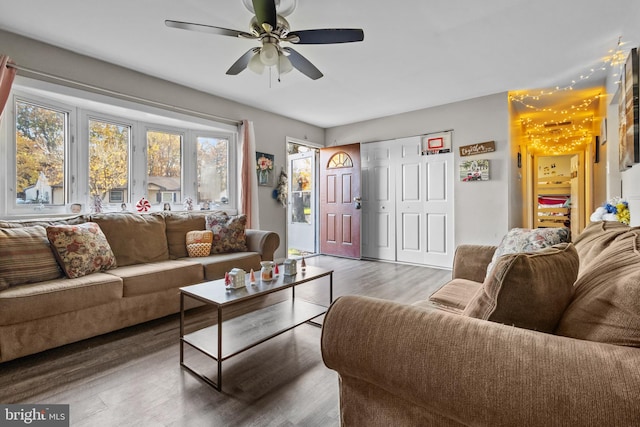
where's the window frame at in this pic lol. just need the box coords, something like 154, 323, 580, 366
144, 125, 185, 207
194, 132, 235, 208
81, 110, 135, 210
2, 77, 239, 218
7, 92, 75, 215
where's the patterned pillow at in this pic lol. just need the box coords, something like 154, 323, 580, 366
0, 226, 63, 290
205, 213, 248, 254
186, 230, 213, 257
46, 222, 117, 279
486, 227, 570, 276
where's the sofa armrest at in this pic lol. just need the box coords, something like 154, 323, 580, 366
451, 244, 496, 282
321, 295, 640, 426
245, 229, 280, 261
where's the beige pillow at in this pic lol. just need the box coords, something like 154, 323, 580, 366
464, 243, 578, 333
164, 212, 207, 258
0, 226, 63, 290
572, 221, 631, 272
90, 212, 169, 266
555, 231, 640, 347
47, 222, 117, 279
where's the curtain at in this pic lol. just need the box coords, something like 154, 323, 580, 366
0, 55, 17, 118
239, 120, 260, 229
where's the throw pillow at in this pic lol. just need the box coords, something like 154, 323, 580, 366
486, 227, 570, 276
46, 222, 117, 279
0, 226, 63, 290
555, 231, 640, 347
90, 212, 168, 266
164, 212, 207, 258
186, 230, 214, 257
205, 212, 248, 254
464, 243, 578, 333
572, 220, 631, 273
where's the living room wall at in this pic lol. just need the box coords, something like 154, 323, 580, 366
325, 93, 512, 247
0, 29, 325, 261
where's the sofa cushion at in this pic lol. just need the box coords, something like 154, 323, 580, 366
464, 243, 578, 333
0, 273, 123, 325
486, 227, 570, 276
0, 226, 63, 290
47, 222, 117, 279
205, 213, 248, 254
164, 212, 208, 259
185, 252, 262, 281
428, 279, 483, 313
555, 231, 640, 347
105, 260, 204, 297
186, 230, 213, 257
572, 221, 632, 273
90, 213, 169, 266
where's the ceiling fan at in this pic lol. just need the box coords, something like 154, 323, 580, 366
165, 0, 364, 80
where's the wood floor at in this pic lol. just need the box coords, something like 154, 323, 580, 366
0, 256, 451, 426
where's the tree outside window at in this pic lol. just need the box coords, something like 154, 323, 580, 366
15, 100, 66, 205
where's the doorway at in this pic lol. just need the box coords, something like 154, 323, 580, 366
286, 140, 319, 257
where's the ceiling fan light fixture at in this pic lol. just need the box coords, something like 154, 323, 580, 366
242, 0, 297, 17
248, 52, 266, 74
278, 53, 293, 75
259, 42, 279, 66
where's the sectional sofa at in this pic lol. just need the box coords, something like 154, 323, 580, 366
322, 222, 640, 426
0, 211, 279, 362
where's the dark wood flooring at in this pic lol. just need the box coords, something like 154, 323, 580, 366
0, 256, 451, 426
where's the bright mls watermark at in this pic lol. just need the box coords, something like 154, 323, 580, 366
0, 405, 69, 426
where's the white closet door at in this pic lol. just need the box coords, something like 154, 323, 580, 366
423, 152, 454, 267
361, 141, 396, 261
363, 135, 454, 268
396, 137, 425, 264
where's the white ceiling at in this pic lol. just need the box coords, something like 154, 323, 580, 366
1, 0, 639, 128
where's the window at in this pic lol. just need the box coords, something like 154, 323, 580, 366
147, 130, 182, 206
5, 81, 237, 217
328, 152, 353, 168
109, 190, 124, 203
197, 136, 229, 204
15, 99, 68, 206
89, 118, 130, 204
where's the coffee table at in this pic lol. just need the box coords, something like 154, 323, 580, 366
179, 264, 333, 390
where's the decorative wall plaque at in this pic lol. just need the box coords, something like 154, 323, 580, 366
459, 141, 495, 157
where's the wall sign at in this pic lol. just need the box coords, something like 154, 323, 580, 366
459, 141, 495, 157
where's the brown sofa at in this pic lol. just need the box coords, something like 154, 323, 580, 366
0, 211, 279, 362
321, 221, 640, 426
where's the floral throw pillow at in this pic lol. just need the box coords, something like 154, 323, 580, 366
486, 227, 570, 277
205, 213, 248, 254
46, 222, 117, 279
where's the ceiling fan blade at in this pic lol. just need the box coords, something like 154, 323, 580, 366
226, 49, 258, 75
283, 47, 323, 80
290, 29, 364, 44
252, 0, 277, 32
165, 20, 254, 38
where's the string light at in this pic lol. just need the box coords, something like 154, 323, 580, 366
510, 37, 628, 108
510, 37, 629, 155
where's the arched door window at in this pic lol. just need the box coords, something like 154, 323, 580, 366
327, 152, 353, 168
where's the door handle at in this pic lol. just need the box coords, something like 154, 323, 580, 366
354, 197, 362, 210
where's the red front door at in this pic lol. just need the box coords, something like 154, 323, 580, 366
319, 143, 361, 259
